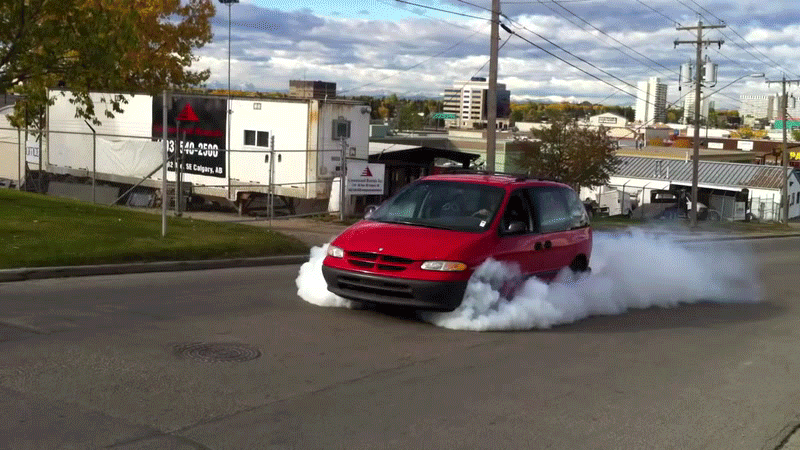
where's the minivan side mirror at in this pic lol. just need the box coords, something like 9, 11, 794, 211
364, 204, 379, 219
505, 221, 526, 234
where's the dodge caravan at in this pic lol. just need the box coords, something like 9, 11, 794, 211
321, 173, 592, 311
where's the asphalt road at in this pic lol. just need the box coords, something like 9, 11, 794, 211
1, 236, 800, 450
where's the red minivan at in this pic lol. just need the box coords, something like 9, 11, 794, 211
321, 173, 592, 311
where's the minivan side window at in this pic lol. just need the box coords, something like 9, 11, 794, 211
500, 191, 533, 234
562, 187, 590, 229
529, 187, 577, 233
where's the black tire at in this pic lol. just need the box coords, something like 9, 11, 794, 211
569, 255, 589, 273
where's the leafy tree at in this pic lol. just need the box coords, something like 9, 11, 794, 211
397, 102, 422, 131
3, 0, 213, 128
509, 116, 617, 190
792, 130, 800, 142
732, 127, 756, 139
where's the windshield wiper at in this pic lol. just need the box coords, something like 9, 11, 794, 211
374, 219, 457, 231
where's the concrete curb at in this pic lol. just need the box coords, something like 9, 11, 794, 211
0, 254, 310, 283
1, 232, 798, 284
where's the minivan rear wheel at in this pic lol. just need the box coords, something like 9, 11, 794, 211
569, 255, 589, 273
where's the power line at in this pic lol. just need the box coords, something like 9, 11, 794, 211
673, 0, 800, 79
634, 0, 679, 26
339, 24, 489, 95
539, 0, 680, 77
394, 0, 490, 20
502, 18, 663, 105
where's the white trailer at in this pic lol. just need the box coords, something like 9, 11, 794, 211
592, 187, 636, 216
44, 90, 370, 206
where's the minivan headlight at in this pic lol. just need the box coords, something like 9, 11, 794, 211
327, 245, 344, 258
421, 261, 467, 271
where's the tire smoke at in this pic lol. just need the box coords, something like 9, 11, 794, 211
297, 232, 763, 331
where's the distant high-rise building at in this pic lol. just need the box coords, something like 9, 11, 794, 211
739, 94, 774, 121
441, 77, 511, 129
683, 90, 711, 125
635, 77, 667, 124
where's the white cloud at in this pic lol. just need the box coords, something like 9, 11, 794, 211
194, 0, 800, 108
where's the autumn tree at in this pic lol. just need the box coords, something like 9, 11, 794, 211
509, 116, 617, 190
2, 0, 213, 128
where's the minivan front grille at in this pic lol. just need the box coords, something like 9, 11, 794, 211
337, 274, 414, 299
345, 251, 413, 272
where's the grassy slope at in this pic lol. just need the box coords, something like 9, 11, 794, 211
0, 189, 308, 269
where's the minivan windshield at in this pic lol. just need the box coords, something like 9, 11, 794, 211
369, 180, 506, 232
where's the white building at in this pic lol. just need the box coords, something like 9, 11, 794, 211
635, 77, 667, 124
580, 155, 800, 221
442, 77, 511, 130
40, 90, 371, 203
739, 94, 775, 122
684, 91, 711, 125
589, 112, 628, 128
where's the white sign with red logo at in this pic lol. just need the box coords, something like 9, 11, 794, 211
347, 160, 385, 195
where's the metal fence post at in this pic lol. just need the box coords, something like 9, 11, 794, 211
83, 121, 97, 203
17, 128, 22, 190
270, 134, 275, 228
162, 90, 168, 237
340, 138, 347, 222
175, 121, 182, 217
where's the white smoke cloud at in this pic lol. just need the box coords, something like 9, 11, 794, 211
296, 232, 762, 330
295, 244, 353, 308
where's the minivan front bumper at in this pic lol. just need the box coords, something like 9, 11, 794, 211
321, 265, 468, 311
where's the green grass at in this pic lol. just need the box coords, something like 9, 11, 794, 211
0, 189, 309, 269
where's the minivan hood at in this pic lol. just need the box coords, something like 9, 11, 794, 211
331, 220, 485, 261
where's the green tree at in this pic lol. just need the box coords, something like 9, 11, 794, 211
397, 102, 422, 131
792, 129, 800, 142
510, 116, 617, 190
3, 0, 213, 128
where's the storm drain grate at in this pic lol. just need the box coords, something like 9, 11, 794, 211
173, 342, 261, 363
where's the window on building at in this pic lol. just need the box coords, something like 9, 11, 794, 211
332, 117, 351, 140
244, 130, 255, 146
244, 130, 270, 147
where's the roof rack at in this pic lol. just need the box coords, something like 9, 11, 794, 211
437, 168, 561, 183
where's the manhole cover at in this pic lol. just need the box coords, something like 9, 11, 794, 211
173, 342, 261, 363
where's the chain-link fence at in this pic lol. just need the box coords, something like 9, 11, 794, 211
585, 181, 784, 222
1, 124, 359, 221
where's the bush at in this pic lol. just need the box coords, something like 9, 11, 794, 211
673, 138, 691, 148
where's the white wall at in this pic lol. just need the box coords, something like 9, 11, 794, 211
0, 108, 23, 183
229, 98, 309, 198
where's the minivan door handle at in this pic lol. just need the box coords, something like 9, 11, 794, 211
544, 240, 552, 249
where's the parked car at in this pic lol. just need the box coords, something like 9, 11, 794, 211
321, 173, 593, 311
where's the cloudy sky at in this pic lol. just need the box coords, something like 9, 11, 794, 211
196, 0, 800, 110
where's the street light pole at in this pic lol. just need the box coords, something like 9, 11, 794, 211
219, 0, 238, 200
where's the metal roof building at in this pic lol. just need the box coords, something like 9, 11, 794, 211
614, 155, 797, 190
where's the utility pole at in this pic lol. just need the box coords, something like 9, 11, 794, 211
766, 74, 800, 224
486, 0, 500, 172
675, 20, 724, 228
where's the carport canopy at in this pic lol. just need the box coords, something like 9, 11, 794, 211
368, 142, 479, 167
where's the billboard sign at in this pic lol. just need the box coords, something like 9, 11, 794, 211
347, 161, 385, 195
152, 95, 227, 178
